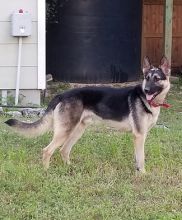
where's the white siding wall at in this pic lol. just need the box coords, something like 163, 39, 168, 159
0, 0, 38, 90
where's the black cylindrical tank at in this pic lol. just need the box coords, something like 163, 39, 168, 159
46, 0, 142, 83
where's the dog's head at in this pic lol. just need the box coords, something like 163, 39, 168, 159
142, 56, 171, 102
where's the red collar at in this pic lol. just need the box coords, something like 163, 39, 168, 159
148, 100, 171, 108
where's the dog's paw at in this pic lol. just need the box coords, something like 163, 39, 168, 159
136, 167, 146, 175
60, 150, 71, 165
62, 157, 71, 165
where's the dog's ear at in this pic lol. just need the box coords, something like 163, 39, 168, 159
160, 56, 171, 76
143, 56, 151, 75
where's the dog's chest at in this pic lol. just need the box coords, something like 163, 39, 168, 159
148, 108, 160, 129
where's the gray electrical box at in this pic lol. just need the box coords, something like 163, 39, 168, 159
11, 9, 32, 37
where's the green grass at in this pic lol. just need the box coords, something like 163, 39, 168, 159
0, 82, 182, 220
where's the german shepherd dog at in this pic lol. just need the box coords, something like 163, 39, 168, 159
5, 57, 171, 172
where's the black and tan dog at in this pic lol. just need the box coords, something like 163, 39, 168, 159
5, 57, 171, 172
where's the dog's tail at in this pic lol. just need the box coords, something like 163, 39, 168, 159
4, 110, 53, 138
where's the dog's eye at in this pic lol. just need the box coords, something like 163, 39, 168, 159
154, 76, 160, 82
145, 76, 150, 81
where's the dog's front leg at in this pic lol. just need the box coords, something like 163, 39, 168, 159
133, 133, 147, 173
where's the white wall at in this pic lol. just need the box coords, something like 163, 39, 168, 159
0, 0, 45, 105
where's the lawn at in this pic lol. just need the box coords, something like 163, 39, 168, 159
0, 81, 182, 220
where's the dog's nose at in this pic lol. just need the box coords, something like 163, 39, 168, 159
144, 88, 150, 93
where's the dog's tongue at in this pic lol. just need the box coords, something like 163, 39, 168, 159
146, 94, 154, 101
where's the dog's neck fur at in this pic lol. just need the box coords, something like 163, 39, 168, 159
152, 78, 170, 105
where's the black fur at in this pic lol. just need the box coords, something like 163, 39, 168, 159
145, 68, 166, 80
5, 119, 19, 126
136, 87, 152, 114
5, 85, 152, 132
5, 116, 45, 130
46, 85, 151, 122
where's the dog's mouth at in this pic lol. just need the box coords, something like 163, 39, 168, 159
145, 92, 158, 102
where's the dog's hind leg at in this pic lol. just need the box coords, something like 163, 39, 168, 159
60, 121, 88, 164
42, 102, 85, 169
42, 103, 72, 169
42, 132, 69, 169
60, 125, 85, 164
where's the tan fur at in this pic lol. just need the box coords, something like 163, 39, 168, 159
42, 108, 93, 169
